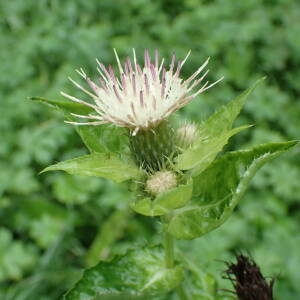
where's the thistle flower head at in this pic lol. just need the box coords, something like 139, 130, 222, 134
62, 49, 223, 135
145, 170, 177, 196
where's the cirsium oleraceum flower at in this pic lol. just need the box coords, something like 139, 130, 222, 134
61, 49, 223, 135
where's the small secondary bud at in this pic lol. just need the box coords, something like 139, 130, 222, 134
176, 122, 199, 149
146, 171, 177, 196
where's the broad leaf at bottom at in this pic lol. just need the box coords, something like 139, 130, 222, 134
64, 246, 183, 300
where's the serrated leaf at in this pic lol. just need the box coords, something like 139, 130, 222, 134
176, 79, 264, 175
177, 125, 251, 175
64, 246, 184, 300
131, 179, 193, 216
199, 78, 265, 137
31, 97, 126, 153
168, 141, 298, 239
41, 153, 143, 183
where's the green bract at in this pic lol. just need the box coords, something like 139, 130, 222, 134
130, 179, 193, 216
64, 247, 184, 300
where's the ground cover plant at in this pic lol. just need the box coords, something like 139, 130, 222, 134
1, 0, 300, 299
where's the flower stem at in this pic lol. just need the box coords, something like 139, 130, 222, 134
176, 285, 189, 300
163, 218, 189, 299
164, 231, 174, 268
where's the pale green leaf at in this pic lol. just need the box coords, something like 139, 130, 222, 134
64, 246, 184, 300
176, 78, 265, 175
41, 153, 143, 183
177, 125, 251, 175
30, 96, 93, 114
168, 141, 298, 239
130, 179, 193, 216
198, 78, 265, 137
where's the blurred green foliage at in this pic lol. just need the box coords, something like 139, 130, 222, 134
0, 0, 299, 299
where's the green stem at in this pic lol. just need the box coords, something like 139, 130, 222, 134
162, 218, 189, 299
164, 231, 174, 268
176, 285, 189, 300
164, 229, 189, 300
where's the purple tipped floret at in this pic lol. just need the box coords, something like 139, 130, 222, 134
86, 77, 100, 94
126, 57, 133, 75
144, 73, 150, 95
139, 90, 144, 108
175, 60, 182, 77
132, 73, 137, 96
98, 62, 111, 80
144, 49, 151, 68
170, 53, 176, 74
121, 73, 127, 94
150, 64, 157, 80
154, 49, 159, 69
136, 63, 143, 75
108, 65, 118, 84
161, 68, 166, 98
113, 85, 122, 102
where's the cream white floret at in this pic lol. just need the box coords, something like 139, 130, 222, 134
61, 49, 223, 135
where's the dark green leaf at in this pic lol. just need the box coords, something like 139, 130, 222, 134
168, 141, 298, 239
64, 246, 184, 300
41, 153, 143, 183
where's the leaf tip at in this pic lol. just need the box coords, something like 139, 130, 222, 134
30, 96, 41, 102
286, 140, 299, 148
252, 77, 266, 89
39, 166, 53, 175
260, 76, 267, 81
38, 169, 47, 175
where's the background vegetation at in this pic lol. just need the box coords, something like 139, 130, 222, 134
0, 0, 299, 299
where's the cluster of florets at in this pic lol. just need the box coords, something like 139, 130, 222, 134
145, 170, 177, 196
62, 49, 222, 136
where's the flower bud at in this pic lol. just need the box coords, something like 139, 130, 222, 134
175, 122, 199, 149
145, 170, 177, 196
